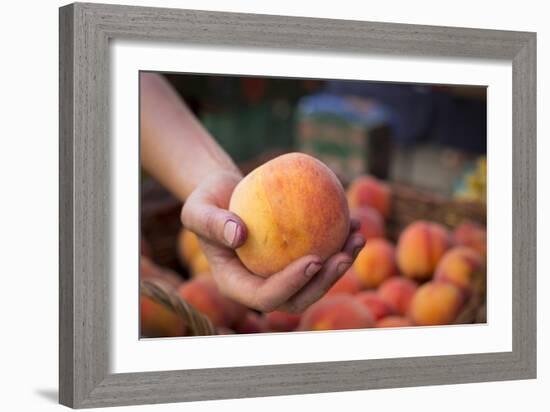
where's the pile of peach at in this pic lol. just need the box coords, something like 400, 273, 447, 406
300, 175, 486, 331
141, 171, 487, 337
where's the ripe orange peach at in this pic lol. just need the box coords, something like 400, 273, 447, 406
408, 281, 464, 326
298, 295, 374, 331
177, 228, 211, 276
189, 251, 210, 276
177, 228, 201, 265
190, 270, 213, 280
353, 238, 397, 289
346, 175, 391, 218
377, 277, 417, 316
265, 311, 301, 332
375, 316, 413, 328
140, 295, 186, 337
396, 221, 452, 281
350, 206, 385, 240
325, 268, 363, 297
229, 152, 350, 277
452, 221, 487, 258
434, 246, 484, 295
355, 291, 393, 321
177, 278, 246, 328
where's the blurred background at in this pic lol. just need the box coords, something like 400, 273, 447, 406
160, 73, 486, 199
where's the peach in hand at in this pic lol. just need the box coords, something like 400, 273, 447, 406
346, 175, 391, 218
377, 277, 417, 316
298, 295, 374, 331
229, 152, 350, 277
353, 238, 397, 289
408, 281, 463, 326
396, 221, 451, 281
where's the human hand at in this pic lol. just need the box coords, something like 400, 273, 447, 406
181, 171, 365, 314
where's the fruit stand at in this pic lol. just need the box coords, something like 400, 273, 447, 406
140, 167, 487, 337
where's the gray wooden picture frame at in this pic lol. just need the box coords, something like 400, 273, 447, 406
59, 2, 536, 408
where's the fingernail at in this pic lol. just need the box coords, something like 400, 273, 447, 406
223, 220, 239, 247
337, 261, 352, 275
305, 262, 322, 278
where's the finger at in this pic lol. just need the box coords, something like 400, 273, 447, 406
253, 255, 323, 312
280, 233, 365, 313
342, 231, 365, 256
206, 248, 322, 313
203, 242, 321, 312
279, 253, 352, 314
199, 240, 265, 301
181, 199, 247, 249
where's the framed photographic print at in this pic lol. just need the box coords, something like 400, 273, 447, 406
59, 2, 536, 408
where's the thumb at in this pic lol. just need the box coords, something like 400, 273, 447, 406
181, 201, 247, 249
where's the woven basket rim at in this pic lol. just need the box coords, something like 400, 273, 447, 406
140, 278, 216, 336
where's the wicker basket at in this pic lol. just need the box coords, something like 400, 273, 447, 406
387, 183, 486, 241
141, 277, 216, 336
141, 175, 487, 334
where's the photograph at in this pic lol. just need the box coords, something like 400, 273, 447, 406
139, 72, 488, 338
51, 2, 538, 408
